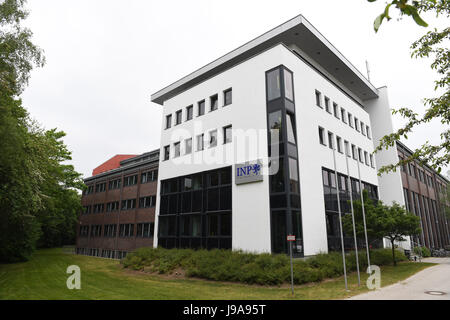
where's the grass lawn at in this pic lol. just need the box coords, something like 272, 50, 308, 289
0, 248, 435, 300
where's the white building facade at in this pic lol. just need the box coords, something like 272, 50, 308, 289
151, 15, 406, 257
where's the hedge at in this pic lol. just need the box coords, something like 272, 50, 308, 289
121, 247, 407, 286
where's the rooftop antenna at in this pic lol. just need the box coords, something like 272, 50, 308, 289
365, 60, 371, 82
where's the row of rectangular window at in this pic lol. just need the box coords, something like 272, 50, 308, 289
78, 222, 154, 238
163, 125, 232, 161
318, 126, 375, 168
403, 188, 443, 248
76, 248, 128, 260
315, 90, 371, 140
165, 88, 232, 129
399, 155, 435, 188
84, 170, 158, 195
82, 196, 156, 214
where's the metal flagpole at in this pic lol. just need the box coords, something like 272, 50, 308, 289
332, 147, 348, 290
345, 149, 360, 286
356, 157, 371, 272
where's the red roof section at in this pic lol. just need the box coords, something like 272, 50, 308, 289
92, 154, 137, 176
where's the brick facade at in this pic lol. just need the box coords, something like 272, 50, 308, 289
397, 141, 450, 250
77, 150, 159, 259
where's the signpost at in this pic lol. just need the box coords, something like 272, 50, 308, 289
287, 235, 295, 295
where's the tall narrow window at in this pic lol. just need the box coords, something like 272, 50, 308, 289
185, 138, 192, 154
361, 122, 366, 136
328, 131, 334, 149
165, 114, 172, 129
324, 96, 330, 113
267, 69, 281, 101
370, 154, 374, 168
341, 108, 346, 123
348, 113, 353, 128
209, 129, 217, 148
284, 70, 293, 101
163, 145, 170, 161
366, 126, 371, 139
174, 142, 180, 157
186, 105, 193, 121
269, 111, 283, 145
176, 110, 182, 125
358, 147, 363, 163
210, 94, 218, 111
344, 140, 350, 157
333, 103, 339, 119
286, 113, 296, 144
336, 136, 343, 153
224, 88, 232, 106
289, 158, 299, 193
355, 117, 360, 132
319, 127, 326, 145
315, 90, 322, 108
197, 134, 204, 151
351, 144, 357, 160
223, 125, 232, 144
364, 151, 369, 165
198, 100, 205, 116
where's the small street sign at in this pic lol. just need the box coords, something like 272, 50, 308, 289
287, 235, 296, 241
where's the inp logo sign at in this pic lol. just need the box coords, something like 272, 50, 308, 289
235, 160, 263, 185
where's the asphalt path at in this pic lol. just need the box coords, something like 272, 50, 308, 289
349, 258, 450, 300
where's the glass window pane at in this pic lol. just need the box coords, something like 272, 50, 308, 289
220, 214, 231, 236
192, 216, 201, 237
267, 69, 281, 101
185, 138, 192, 154
286, 113, 296, 144
289, 158, 299, 193
224, 89, 232, 105
198, 100, 205, 116
208, 214, 219, 236
270, 157, 285, 192
269, 111, 282, 145
209, 130, 217, 147
284, 70, 293, 101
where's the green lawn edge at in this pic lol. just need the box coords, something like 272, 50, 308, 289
0, 248, 435, 300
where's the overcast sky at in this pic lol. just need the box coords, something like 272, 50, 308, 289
21, 0, 448, 178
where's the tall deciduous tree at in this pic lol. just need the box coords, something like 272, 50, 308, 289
0, 0, 84, 262
343, 190, 421, 265
367, 0, 449, 175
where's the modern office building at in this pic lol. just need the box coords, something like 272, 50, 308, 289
76, 150, 159, 259
76, 14, 449, 258
398, 141, 450, 249
150, 14, 407, 257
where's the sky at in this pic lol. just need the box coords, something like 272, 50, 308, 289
20, 0, 449, 178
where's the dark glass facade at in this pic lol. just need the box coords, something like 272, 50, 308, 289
158, 166, 232, 249
322, 167, 381, 251
265, 66, 303, 256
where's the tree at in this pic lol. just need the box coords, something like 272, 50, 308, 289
0, 0, 84, 262
342, 190, 385, 247
377, 202, 421, 265
367, 0, 450, 175
343, 190, 421, 265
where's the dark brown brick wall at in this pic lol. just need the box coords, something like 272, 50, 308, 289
397, 144, 450, 249
76, 161, 158, 257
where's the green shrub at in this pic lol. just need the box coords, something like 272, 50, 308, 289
413, 246, 431, 257
121, 247, 410, 286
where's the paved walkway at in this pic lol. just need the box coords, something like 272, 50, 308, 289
349, 258, 450, 300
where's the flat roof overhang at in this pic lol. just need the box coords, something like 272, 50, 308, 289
151, 14, 378, 105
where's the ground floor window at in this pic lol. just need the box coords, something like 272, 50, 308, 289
158, 166, 232, 250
